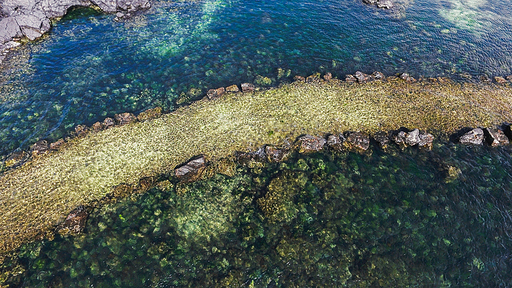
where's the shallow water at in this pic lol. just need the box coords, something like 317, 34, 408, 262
1, 0, 512, 155
3, 143, 512, 286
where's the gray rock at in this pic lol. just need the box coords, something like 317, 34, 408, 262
0, 17, 23, 42
265, 146, 288, 162
459, 128, 484, 145
241, 83, 255, 93
377, 0, 393, 9
355, 71, 369, 83
418, 132, 434, 149
296, 135, 326, 153
405, 128, 420, 146
484, 128, 509, 147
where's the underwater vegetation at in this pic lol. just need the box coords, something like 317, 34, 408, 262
2, 141, 512, 286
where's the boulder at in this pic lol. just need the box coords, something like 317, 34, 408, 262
241, 83, 256, 93
30, 140, 50, 156
355, 71, 369, 83
235, 147, 267, 164
345, 131, 370, 151
418, 132, 434, 149
323, 72, 332, 81
91, 121, 104, 132
74, 124, 89, 137
296, 135, 326, 153
345, 74, 357, 83
373, 131, 390, 149
56, 206, 88, 235
137, 107, 162, 122
377, 0, 393, 9
226, 85, 240, 93
480, 75, 492, 83
0, 17, 23, 43
459, 128, 484, 145
400, 72, 416, 83
175, 155, 207, 183
495, 76, 508, 84
103, 117, 116, 128
115, 112, 137, 125
326, 134, 345, 151
265, 146, 289, 162
372, 71, 386, 81
50, 139, 66, 150
207, 87, 225, 100
484, 128, 509, 147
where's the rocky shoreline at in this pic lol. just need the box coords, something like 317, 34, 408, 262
0, 0, 151, 64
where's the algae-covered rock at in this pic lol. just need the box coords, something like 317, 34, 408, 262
257, 171, 307, 223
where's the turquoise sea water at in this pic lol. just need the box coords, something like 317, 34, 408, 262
2, 0, 512, 286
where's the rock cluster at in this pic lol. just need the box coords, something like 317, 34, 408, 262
0, 0, 151, 64
458, 127, 511, 147
362, 0, 394, 9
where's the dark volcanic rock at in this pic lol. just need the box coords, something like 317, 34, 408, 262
459, 128, 485, 145
56, 206, 88, 235
30, 139, 49, 156
175, 155, 207, 183
345, 131, 370, 151
265, 146, 289, 162
115, 112, 137, 125
241, 83, 256, 93
373, 131, 390, 149
296, 135, 326, 153
484, 128, 510, 147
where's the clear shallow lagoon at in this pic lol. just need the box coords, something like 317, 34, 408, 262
1, 0, 512, 286
1, 0, 512, 155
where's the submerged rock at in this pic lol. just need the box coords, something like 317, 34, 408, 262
484, 128, 510, 147
235, 147, 267, 165
459, 128, 485, 145
344, 131, 370, 151
207, 87, 226, 100
326, 134, 346, 151
175, 155, 207, 183
30, 140, 49, 156
56, 206, 88, 235
265, 146, 289, 162
296, 135, 326, 153
115, 112, 137, 125
137, 107, 162, 122
241, 83, 256, 93
226, 85, 240, 93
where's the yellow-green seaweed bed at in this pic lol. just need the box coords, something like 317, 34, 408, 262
1, 79, 512, 255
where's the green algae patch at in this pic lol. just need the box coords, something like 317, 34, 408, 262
1, 79, 512, 255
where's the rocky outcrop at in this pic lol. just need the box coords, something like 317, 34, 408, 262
362, 0, 394, 9
0, 0, 151, 64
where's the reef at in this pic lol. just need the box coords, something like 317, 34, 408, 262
1, 77, 512, 256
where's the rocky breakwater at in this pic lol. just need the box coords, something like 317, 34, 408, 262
2, 75, 512, 256
0, 0, 151, 64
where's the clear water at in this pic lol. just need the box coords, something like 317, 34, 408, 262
2, 0, 512, 286
1, 0, 512, 155
3, 144, 512, 286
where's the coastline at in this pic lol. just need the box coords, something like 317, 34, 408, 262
1, 77, 512, 255
0, 0, 151, 65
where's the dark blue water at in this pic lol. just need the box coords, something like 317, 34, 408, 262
1, 0, 512, 156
